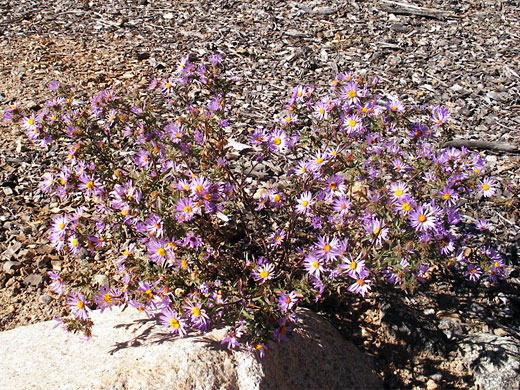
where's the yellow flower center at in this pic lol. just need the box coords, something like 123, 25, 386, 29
28, 118, 35, 125
395, 189, 403, 197
275, 235, 282, 242
274, 194, 281, 202
86, 181, 94, 190
402, 203, 410, 212
302, 200, 309, 207
357, 279, 365, 286
373, 227, 381, 235
418, 215, 427, 223
59, 223, 65, 230
183, 205, 192, 213
348, 90, 356, 99
157, 247, 166, 257
323, 244, 331, 253
319, 108, 325, 115
391, 106, 397, 111
103, 294, 112, 303
494, 261, 500, 268
181, 260, 188, 269
285, 117, 291, 122
260, 270, 269, 279
312, 261, 319, 269
170, 318, 180, 329
77, 301, 84, 309
191, 307, 201, 317
482, 183, 490, 191
123, 249, 129, 256
329, 182, 337, 190
443, 193, 451, 200
349, 120, 356, 127
350, 261, 357, 270
165, 83, 172, 89
196, 185, 204, 194
316, 158, 323, 164
71, 238, 78, 247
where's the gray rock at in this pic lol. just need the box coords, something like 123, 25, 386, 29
38, 294, 52, 305
93, 274, 110, 287
0, 307, 382, 390
2, 260, 22, 275
23, 273, 43, 288
457, 333, 520, 390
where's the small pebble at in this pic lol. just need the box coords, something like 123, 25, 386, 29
38, 294, 52, 305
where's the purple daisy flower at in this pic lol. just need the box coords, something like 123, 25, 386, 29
269, 229, 286, 246
295, 191, 313, 215
160, 307, 188, 337
333, 196, 351, 216
479, 177, 497, 198
67, 234, 81, 256
51, 214, 69, 238
314, 235, 340, 262
389, 182, 409, 203
387, 98, 405, 113
278, 291, 298, 313
48, 270, 64, 296
249, 128, 266, 146
67, 291, 90, 320
339, 253, 367, 279
134, 149, 150, 168
93, 286, 121, 313
474, 219, 490, 231
273, 316, 292, 343
343, 114, 363, 135
409, 204, 438, 233
465, 264, 482, 281
304, 253, 324, 278
147, 238, 171, 265
183, 299, 210, 331
347, 275, 372, 297
431, 105, 451, 127
175, 197, 200, 222
339, 81, 360, 104
313, 100, 330, 121
144, 213, 164, 238
221, 324, 244, 349
252, 262, 275, 284
268, 128, 288, 152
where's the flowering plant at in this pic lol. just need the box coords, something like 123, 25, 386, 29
5, 55, 506, 354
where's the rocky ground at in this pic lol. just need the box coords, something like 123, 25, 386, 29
1, 0, 519, 388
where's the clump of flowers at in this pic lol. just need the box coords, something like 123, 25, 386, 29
5, 54, 508, 353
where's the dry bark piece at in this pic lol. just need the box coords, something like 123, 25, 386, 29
444, 139, 520, 154
380, 0, 452, 20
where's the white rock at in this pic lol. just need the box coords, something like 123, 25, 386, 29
0, 307, 382, 390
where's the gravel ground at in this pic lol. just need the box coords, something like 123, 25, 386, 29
1, 0, 519, 388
